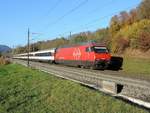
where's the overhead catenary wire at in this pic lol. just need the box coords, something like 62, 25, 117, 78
43, 0, 63, 19
35, 4, 137, 41
31, 0, 63, 29
73, 5, 137, 31
39, 0, 117, 34
87, 0, 114, 14
32, 0, 89, 40
34, 0, 115, 40
42, 0, 89, 31
59, 3, 138, 35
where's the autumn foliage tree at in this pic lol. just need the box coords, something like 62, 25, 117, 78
111, 19, 150, 52
137, 0, 150, 20
138, 32, 150, 51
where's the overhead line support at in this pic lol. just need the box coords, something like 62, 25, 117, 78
27, 28, 30, 67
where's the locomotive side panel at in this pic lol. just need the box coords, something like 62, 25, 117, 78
55, 46, 84, 66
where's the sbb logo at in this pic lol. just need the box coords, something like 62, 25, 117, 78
73, 48, 81, 60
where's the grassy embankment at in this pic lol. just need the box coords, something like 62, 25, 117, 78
122, 57, 150, 80
0, 64, 149, 113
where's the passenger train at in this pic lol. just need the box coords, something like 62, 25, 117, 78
13, 49, 55, 63
13, 42, 123, 70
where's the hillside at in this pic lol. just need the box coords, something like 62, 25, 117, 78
0, 45, 11, 53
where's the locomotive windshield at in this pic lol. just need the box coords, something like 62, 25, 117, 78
93, 47, 108, 53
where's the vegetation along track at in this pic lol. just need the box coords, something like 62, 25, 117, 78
13, 59, 150, 110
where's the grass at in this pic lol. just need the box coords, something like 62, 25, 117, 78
0, 64, 149, 113
122, 57, 150, 79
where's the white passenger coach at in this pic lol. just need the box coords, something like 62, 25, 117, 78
13, 49, 56, 63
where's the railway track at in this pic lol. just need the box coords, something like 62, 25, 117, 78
13, 59, 150, 110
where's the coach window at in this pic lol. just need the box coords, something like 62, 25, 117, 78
49, 52, 52, 56
51, 53, 54, 56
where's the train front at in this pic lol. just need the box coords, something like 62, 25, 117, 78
92, 46, 111, 69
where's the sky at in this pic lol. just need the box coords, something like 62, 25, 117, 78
0, 0, 141, 47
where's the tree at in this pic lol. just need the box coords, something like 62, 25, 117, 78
137, 0, 150, 20
111, 19, 150, 52
94, 28, 109, 42
71, 35, 87, 44
129, 9, 138, 24
109, 15, 121, 37
119, 11, 130, 26
138, 32, 150, 51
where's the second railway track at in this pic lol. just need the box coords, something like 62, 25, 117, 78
13, 59, 150, 110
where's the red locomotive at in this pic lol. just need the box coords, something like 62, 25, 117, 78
55, 42, 111, 69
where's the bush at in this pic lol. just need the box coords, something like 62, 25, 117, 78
0, 57, 10, 65
138, 32, 150, 51
116, 38, 129, 53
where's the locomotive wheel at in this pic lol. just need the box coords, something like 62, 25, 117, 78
90, 66, 96, 70
81, 65, 85, 69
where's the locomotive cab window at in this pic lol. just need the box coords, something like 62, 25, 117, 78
93, 47, 108, 53
86, 47, 93, 52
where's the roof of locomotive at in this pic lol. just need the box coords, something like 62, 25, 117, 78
57, 42, 106, 49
